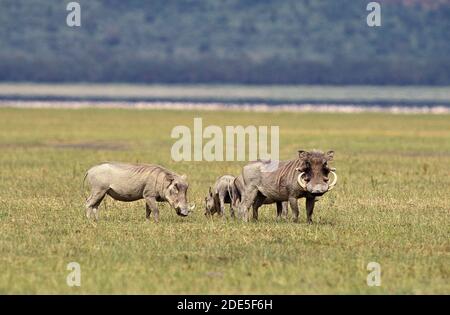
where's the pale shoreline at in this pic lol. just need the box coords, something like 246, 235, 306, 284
1, 100, 449, 114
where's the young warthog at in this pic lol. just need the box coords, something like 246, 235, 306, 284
205, 175, 240, 218
238, 150, 337, 223
83, 162, 195, 221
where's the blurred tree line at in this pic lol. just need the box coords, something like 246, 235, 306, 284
0, 0, 449, 85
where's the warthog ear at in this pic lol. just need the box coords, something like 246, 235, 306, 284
208, 187, 212, 195
298, 150, 308, 159
326, 150, 335, 161
164, 174, 175, 188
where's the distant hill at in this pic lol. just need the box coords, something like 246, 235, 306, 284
1, 0, 449, 84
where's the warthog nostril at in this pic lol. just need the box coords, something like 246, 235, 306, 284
311, 184, 327, 194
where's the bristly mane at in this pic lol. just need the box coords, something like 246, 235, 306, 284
113, 162, 177, 177
129, 163, 182, 192
308, 150, 326, 160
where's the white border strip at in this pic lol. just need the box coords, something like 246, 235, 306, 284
1, 100, 449, 114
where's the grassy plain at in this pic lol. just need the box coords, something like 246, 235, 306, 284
0, 107, 449, 294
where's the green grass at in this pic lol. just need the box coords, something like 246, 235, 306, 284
0, 107, 449, 294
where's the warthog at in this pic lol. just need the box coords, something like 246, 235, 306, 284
83, 162, 194, 221
205, 174, 288, 219
238, 150, 337, 223
235, 174, 289, 220
204, 175, 239, 218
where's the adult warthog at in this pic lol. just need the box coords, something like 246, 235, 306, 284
83, 162, 195, 221
234, 174, 289, 220
205, 174, 288, 219
238, 150, 337, 223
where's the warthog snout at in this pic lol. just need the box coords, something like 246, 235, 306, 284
298, 172, 337, 195
176, 208, 188, 216
309, 183, 329, 195
176, 204, 195, 217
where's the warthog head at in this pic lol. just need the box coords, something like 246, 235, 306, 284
296, 150, 337, 196
165, 174, 195, 216
204, 187, 217, 216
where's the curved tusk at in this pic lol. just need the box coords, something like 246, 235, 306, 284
327, 171, 338, 191
297, 172, 307, 190
189, 204, 196, 210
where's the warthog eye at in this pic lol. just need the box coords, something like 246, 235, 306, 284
300, 162, 311, 172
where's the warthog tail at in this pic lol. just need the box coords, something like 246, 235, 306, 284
81, 172, 89, 200
227, 182, 234, 205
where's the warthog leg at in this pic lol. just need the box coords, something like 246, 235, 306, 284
306, 197, 315, 224
276, 202, 288, 220
289, 197, 300, 223
276, 202, 283, 218
144, 196, 159, 222
238, 186, 259, 222
218, 191, 226, 218
229, 202, 235, 219
252, 196, 264, 221
85, 189, 107, 221
281, 202, 289, 219
145, 204, 152, 219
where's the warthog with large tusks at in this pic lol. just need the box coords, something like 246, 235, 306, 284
83, 162, 195, 221
238, 150, 337, 223
205, 174, 288, 219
